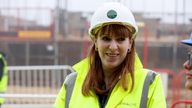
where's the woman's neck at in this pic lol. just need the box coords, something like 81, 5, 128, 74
103, 68, 114, 78
103, 68, 119, 89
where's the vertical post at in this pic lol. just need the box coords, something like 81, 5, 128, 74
17, 8, 20, 31
54, 0, 60, 65
182, 0, 186, 38
172, 0, 178, 72
64, 0, 68, 37
161, 0, 165, 18
25, 42, 30, 65
183, 0, 185, 25
143, 25, 148, 68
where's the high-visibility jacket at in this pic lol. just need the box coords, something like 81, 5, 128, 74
0, 54, 8, 104
54, 55, 166, 108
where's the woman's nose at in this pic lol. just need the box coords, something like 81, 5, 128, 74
109, 40, 118, 50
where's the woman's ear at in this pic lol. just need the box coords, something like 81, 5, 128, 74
129, 39, 133, 47
94, 40, 98, 49
130, 38, 133, 44
128, 39, 133, 52
93, 37, 98, 50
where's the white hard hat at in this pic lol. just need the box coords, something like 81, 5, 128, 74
89, 2, 138, 39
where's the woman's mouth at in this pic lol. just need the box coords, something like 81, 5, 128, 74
186, 72, 192, 79
106, 53, 119, 57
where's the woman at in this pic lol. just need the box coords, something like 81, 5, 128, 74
54, 2, 166, 108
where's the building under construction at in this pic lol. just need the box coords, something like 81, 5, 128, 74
0, 7, 192, 71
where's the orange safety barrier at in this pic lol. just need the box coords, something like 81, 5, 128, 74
154, 69, 192, 108
153, 68, 176, 105
172, 70, 186, 103
171, 100, 192, 108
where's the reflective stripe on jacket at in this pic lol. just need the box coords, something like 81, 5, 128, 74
54, 55, 166, 108
0, 54, 8, 104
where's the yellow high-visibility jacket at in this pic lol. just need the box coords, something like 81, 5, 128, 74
0, 54, 8, 104
54, 55, 166, 108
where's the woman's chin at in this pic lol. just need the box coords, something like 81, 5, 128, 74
185, 81, 192, 90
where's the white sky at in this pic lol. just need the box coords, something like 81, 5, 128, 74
68, 0, 192, 14
0, 0, 191, 13
0, 0, 192, 24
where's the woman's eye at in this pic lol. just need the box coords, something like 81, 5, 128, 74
102, 37, 111, 41
117, 37, 125, 41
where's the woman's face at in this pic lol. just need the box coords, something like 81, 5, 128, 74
94, 27, 132, 73
184, 60, 192, 90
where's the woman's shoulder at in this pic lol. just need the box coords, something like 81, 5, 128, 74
134, 68, 160, 81
71, 58, 90, 79
72, 58, 89, 72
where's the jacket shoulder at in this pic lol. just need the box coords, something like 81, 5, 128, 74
72, 58, 89, 74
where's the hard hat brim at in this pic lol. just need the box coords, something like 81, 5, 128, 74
89, 22, 137, 39
181, 39, 192, 46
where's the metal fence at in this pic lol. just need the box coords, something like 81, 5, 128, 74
1, 65, 73, 108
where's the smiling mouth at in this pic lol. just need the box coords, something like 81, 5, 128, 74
106, 53, 119, 57
186, 72, 192, 79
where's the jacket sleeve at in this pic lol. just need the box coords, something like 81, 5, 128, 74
54, 83, 66, 108
147, 74, 167, 108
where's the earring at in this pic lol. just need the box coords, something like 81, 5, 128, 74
95, 47, 98, 51
128, 48, 131, 53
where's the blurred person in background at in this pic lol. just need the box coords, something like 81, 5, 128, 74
54, 2, 166, 108
181, 33, 192, 90
183, 60, 192, 90
0, 51, 8, 108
